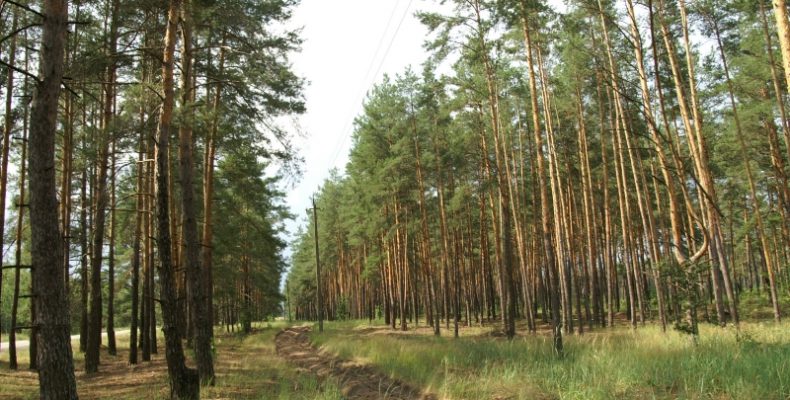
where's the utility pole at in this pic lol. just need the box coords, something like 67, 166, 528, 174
285, 280, 292, 322
312, 196, 323, 333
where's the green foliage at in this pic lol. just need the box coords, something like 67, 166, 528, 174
335, 296, 350, 321
0, 270, 30, 335
212, 146, 290, 319
0, 0, 306, 333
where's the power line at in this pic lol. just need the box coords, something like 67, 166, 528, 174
324, 0, 401, 169
370, 0, 415, 91
361, 0, 402, 92
327, 0, 415, 170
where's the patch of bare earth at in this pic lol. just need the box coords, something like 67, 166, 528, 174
276, 326, 436, 400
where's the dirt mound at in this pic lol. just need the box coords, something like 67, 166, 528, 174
275, 326, 436, 399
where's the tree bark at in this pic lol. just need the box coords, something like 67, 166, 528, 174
129, 107, 146, 364
79, 167, 88, 353
0, 10, 18, 348
156, 0, 200, 397
9, 86, 27, 370
85, 0, 119, 371
28, 0, 79, 397
202, 35, 226, 340
520, 2, 562, 353
709, 17, 778, 322
107, 132, 117, 355
761, 0, 790, 162
773, 0, 790, 94
179, 1, 215, 384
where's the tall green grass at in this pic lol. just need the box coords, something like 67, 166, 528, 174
311, 320, 790, 399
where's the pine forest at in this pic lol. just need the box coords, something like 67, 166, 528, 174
1, 0, 790, 399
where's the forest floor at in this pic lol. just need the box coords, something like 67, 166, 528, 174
0, 322, 343, 400
275, 326, 435, 399
1, 300, 789, 399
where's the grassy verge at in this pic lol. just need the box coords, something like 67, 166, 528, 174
0, 322, 342, 400
311, 319, 790, 399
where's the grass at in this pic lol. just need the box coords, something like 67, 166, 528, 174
203, 322, 343, 400
2, 311, 788, 399
310, 319, 790, 400
0, 321, 343, 400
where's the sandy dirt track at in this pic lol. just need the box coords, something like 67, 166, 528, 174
275, 326, 436, 400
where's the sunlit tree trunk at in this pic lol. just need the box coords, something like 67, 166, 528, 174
520, 2, 562, 353
575, 89, 602, 329
760, 1, 790, 162
773, 0, 790, 94
625, 0, 671, 331
414, 136, 441, 335
655, 0, 712, 336
156, 0, 200, 397
709, 17, 778, 322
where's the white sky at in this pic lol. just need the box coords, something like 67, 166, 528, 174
282, 0, 437, 243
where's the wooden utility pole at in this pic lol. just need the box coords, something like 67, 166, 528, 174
312, 196, 323, 333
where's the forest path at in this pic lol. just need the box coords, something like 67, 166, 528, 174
275, 326, 436, 400
0, 329, 130, 353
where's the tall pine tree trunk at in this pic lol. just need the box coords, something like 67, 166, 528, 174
761, 1, 790, 162
773, 0, 790, 93
0, 10, 18, 346
710, 18, 778, 322
202, 35, 226, 339
9, 89, 27, 370
520, 2, 562, 354
129, 102, 146, 364
179, 1, 215, 384
155, 0, 199, 397
28, 0, 79, 397
85, 0, 119, 370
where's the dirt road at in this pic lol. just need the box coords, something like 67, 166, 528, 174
0, 330, 130, 353
275, 326, 436, 399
